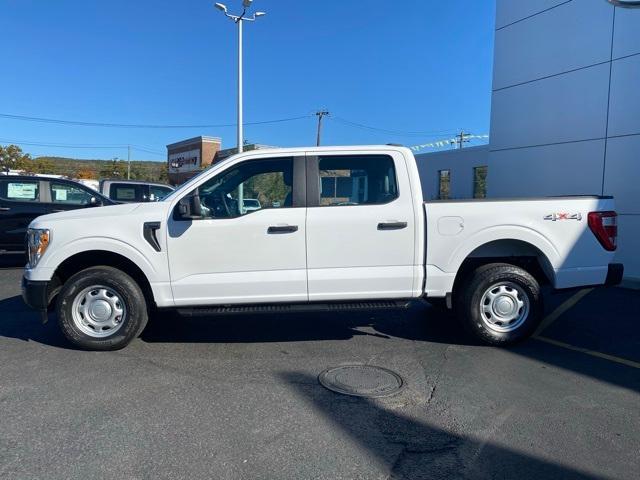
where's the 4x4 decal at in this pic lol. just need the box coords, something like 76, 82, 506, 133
544, 213, 583, 221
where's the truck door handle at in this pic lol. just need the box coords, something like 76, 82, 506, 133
378, 221, 407, 231
267, 225, 298, 234
0, 207, 10, 211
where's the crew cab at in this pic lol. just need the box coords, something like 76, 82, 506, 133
21, 146, 623, 350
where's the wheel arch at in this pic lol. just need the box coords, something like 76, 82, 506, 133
452, 239, 555, 296
50, 250, 155, 309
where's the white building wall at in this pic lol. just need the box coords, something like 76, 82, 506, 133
489, 0, 640, 281
415, 146, 489, 200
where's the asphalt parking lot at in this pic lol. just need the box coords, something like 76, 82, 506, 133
1, 255, 639, 480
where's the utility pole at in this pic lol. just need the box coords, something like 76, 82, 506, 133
127, 145, 131, 180
453, 130, 471, 149
315, 110, 329, 146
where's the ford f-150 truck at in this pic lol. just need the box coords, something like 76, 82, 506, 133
21, 146, 623, 350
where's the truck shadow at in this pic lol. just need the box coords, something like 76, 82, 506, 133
140, 302, 467, 345
1, 292, 638, 393
0, 254, 25, 269
0, 295, 68, 348
278, 371, 601, 479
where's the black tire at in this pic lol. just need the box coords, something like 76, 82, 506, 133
454, 263, 542, 346
56, 266, 148, 351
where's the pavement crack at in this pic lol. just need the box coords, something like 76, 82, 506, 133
423, 345, 450, 409
426, 383, 437, 405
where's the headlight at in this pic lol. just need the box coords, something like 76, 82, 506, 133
27, 228, 51, 268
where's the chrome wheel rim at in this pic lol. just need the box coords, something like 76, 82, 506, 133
479, 282, 529, 333
71, 285, 126, 338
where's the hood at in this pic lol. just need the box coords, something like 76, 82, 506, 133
28, 202, 172, 230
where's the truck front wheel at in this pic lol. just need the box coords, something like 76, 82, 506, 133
455, 263, 542, 345
56, 266, 148, 350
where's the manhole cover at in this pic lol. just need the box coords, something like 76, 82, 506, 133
318, 365, 404, 398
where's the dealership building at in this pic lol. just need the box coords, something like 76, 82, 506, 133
418, 0, 640, 282
166, 136, 222, 185
166, 136, 276, 185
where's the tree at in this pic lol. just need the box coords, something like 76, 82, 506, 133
158, 167, 169, 183
99, 158, 127, 179
0, 144, 32, 172
31, 157, 55, 174
128, 163, 143, 180
76, 168, 97, 179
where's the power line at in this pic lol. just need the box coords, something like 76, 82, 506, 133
329, 116, 458, 138
0, 112, 313, 129
0, 138, 165, 157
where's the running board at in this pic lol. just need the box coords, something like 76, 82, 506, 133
176, 299, 412, 317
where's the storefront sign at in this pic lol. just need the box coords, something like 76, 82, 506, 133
168, 148, 201, 173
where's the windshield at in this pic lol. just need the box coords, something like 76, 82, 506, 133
161, 154, 240, 203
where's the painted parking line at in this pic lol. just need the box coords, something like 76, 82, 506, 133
531, 287, 640, 369
535, 335, 640, 369
533, 288, 594, 337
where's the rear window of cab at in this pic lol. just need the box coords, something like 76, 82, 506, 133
0, 180, 40, 202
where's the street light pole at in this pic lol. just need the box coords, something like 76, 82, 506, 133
237, 17, 243, 154
214, 2, 266, 155
215, 2, 265, 214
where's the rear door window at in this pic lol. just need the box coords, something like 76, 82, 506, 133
110, 183, 145, 202
49, 182, 94, 205
0, 180, 40, 202
316, 155, 398, 206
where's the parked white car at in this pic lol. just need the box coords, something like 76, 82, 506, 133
22, 146, 622, 350
242, 198, 262, 213
99, 179, 174, 203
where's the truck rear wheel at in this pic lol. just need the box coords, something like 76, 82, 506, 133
455, 263, 542, 345
56, 266, 148, 350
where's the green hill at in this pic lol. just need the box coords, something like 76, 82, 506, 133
33, 156, 168, 183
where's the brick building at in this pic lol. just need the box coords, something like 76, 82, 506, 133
167, 137, 276, 185
166, 136, 221, 185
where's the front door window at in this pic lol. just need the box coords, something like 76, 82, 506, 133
195, 158, 294, 219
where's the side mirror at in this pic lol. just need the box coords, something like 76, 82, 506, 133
89, 196, 102, 207
176, 192, 202, 220
149, 193, 157, 202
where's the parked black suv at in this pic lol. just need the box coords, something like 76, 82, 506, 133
0, 175, 113, 252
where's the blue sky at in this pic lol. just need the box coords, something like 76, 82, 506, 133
0, 0, 495, 161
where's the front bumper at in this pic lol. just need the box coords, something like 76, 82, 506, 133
605, 263, 624, 286
21, 276, 50, 311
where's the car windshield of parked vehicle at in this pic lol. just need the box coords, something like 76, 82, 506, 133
149, 185, 173, 201
243, 199, 261, 208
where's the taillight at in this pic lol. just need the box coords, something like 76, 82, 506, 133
588, 211, 617, 251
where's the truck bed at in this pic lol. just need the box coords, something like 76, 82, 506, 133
422, 195, 617, 296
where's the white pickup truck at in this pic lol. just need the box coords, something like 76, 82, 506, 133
22, 146, 622, 350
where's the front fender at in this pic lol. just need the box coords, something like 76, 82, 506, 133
29, 236, 160, 283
